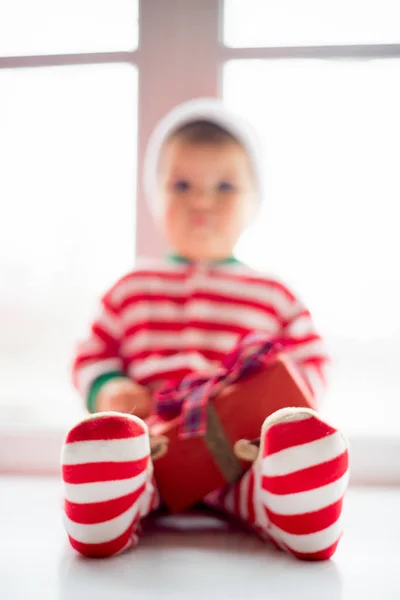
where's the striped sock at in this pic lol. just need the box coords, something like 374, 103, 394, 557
61, 412, 159, 558
259, 407, 349, 560
204, 408, 349, 561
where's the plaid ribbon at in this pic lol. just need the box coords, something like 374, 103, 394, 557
154, 332, 280, 440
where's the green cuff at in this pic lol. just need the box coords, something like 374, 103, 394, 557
87, 371, 126, 413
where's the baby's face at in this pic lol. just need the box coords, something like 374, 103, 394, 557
158, 138, 256, 261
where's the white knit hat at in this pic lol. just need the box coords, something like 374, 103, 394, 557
143, 97, 264, 219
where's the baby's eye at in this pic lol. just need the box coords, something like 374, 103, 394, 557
217, 181, 235, 192
174, 180, 190, 192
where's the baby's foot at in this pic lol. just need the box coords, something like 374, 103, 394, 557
259, 407, 349, 560
61, 412, 153, 557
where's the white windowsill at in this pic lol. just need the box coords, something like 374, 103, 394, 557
1, 418, 399, 486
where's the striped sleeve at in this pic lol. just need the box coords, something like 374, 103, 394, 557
72, 286, 127, 406
271, 291, 330, 408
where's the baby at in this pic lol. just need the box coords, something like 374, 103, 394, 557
62, 99, 349, 561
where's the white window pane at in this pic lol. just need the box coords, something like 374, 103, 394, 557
224, 59, 400, 435
224, 0, 400, 47
0, 64, 137, 424
0, 0, 138, 57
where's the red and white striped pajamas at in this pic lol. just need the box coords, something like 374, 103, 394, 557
63, 258, 348, 560
72, 258, 328, 402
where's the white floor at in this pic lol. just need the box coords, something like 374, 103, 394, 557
1, 477, 399, 600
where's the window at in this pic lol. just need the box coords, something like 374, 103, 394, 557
1, 0, 398, 482
224, 0, 400, 47
0, 0, 139, 56
222, 0, 400, 443
0, 4, 138, 428
225, 58, 400, 436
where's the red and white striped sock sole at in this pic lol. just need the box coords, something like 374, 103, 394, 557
204, 408, 349, 561
259, 407, 349, 560
61, 412, 159, 558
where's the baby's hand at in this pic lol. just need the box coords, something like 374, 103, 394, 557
96, 378, 152, 419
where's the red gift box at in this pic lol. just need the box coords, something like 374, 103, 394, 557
147, 355, 314, 513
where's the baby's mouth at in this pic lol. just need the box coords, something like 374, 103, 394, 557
190, 213, 211, 228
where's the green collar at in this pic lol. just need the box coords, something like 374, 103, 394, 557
168, 254, 239, 265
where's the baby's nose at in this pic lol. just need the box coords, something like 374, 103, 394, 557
190, 188, 213, 208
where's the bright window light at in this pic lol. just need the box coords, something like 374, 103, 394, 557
0, 63, 137, 424
224, 0, 400, 47
224, 59, 400, 435
0, 0, 139, 57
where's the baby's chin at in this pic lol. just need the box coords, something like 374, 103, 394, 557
190, 225, 213, 238
180, 236, 230, 261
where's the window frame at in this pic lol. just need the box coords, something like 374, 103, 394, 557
0, 0, 399, 483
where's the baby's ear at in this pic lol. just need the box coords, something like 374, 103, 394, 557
150, 435, 169, 461
234, 438, 260, 463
